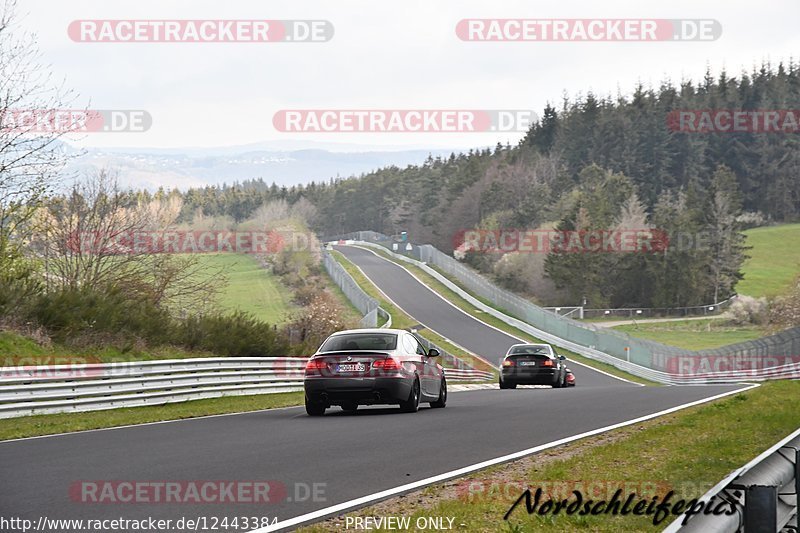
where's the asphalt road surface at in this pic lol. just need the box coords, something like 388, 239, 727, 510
335, 245, 624, 386
0, 245, 750, 532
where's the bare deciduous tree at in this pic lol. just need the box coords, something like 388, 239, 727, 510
34, 169, 226, 313
0, 0, 77, 264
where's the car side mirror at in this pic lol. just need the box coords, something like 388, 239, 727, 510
558, 355, 566, 361
427, 348, 440, 357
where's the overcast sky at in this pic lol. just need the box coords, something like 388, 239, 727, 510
17, 0, 800, 151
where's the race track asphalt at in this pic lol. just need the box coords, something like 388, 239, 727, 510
0, 246, 750, 532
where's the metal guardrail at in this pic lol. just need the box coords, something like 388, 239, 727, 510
337, 240, 800, 385
582, 295, 738, 320
0, 357, 493, 419
322, 250, 391, 328
664, 427, 800, 532
544, 296, 737, 320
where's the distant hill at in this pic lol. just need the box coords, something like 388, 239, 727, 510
64, 143, 464, 191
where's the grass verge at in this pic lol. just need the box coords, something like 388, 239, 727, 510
194, 253, 297, 324
739, 223, 800, 298
359, 247, 656, 386
0, 391, 304, 441
612, 319, 765, 350
0, 331, 225, 365
302, 380, 799, 532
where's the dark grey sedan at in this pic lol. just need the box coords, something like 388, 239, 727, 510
303, 329, 447, 416
499, 343, 569, 389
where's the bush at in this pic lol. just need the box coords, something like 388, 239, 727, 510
0, 253, 42, 321
728, 295, 769, 326
177, 311, 290, 357
286, 293, 353, 355
768, 277, 800, 329
736, 211, 769, 230
28, 287, 172, 346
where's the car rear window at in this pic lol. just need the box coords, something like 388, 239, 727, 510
319, 333, 398, 352
509, 345, 551, 356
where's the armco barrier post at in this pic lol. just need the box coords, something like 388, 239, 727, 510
743, 485, 777, 533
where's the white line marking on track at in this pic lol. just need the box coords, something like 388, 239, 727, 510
0, 386, 517, 443
250, 383, 758, 532
0, 403, 306, 443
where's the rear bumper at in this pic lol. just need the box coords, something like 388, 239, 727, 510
501, 369, 559, 385
304, 376, 412, 405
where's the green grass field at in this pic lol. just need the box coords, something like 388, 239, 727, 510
738, 223, 800, 298
612, 319, 765, 350
196, 254, 297, 324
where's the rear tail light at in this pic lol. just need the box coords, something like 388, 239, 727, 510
541, 359, 554, 367
305, 359, 326, 372
502, 359, 515, 367
373, 358, 402, 372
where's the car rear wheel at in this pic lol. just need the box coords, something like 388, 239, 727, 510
305, 398, 326, 417
430, 378, 447, 408
399, 378, 420, 413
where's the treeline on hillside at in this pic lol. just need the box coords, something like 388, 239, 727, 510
159, 64, 800, 307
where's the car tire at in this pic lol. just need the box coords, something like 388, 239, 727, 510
499, 379, 508, 389
305, 398, 326, 417
506, 382, 517, 389
399, 378, 421, 413
341, 402, 358, 412
430, 378, 447, 408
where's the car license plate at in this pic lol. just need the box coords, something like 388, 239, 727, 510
337, 363, 366, 372
519, 361, 536, 366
